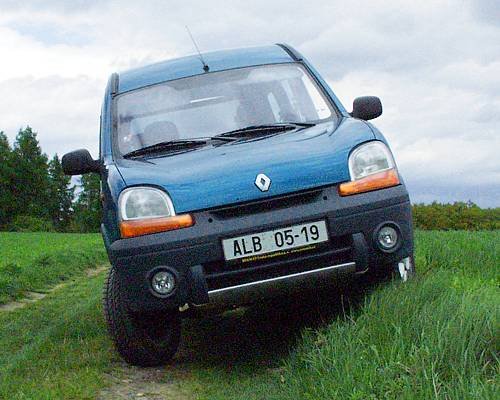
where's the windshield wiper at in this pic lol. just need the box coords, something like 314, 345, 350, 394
122, 122, 316, 158
281, 122, 316, 128
123, 139, 208, 158
213, 122, 316, 139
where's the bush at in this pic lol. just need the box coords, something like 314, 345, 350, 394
412, 202, 500, 231
9, 215, 54, 232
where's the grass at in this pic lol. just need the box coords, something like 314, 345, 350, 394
0, 273, 115, 399
187, 231, 500, 399
0, 232, 107, 304
0, 231, 498, 399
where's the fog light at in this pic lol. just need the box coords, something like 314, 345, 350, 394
151, 270, 176, 296
377, 226, 398, 250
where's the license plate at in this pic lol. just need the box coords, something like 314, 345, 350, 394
222, 220, 329, 262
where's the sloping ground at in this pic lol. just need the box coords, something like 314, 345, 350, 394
97, 363, 191, 400
185, 231, 499, 399
0, 232, 107, 304
0, 231, 498, 399
0, 273, 114, 399
0, 265, 108, 312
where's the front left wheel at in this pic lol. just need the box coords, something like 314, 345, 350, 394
103, 266, 181, 367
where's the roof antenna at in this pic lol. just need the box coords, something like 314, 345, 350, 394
186, 25, 209, 72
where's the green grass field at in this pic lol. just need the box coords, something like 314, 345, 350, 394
0, 231, 498, 399
0, 232, 107, 304
186, 231, 499, 400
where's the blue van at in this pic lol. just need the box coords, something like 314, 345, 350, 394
62, 44, 414, 366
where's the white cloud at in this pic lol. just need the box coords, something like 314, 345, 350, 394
0, 0, 498, 206
0, 76, 103, 157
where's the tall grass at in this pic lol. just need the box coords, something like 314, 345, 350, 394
191, 231, 499, 399
263, 231, 499, 399
278, 275, 498, 399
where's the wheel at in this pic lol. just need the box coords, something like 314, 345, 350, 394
103, 266, 181, 366
366, 255, 416, 284
395, 256, 415, 282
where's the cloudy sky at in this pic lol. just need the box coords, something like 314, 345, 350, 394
0, 0, 498, 206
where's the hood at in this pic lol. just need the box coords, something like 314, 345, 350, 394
116, 118, 375, 213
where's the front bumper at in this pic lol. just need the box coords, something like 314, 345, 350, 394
206, 262, 356, 306
105, 184, 413, 312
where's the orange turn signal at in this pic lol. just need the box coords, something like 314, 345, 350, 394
338, 169, 400, 196
120, 214, 194, 238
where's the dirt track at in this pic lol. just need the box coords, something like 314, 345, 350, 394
97, 363, 191, 400
0, 265, 109, 312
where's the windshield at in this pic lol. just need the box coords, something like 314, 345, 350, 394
115, 63, 335, 155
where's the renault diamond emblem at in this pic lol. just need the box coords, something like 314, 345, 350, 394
255, 173, 271, 192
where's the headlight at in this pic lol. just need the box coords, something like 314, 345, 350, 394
119, 187, 174, 220
348, 141, 395, 180
118, 187, 193, 238
339, 141, 400, 196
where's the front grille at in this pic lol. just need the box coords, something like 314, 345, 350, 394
203, 235, 353, 291
208, 188, 323, 219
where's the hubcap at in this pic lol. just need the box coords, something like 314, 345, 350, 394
397, 257, 412, 282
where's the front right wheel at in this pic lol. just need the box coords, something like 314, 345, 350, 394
395, 256, 415, 282
103, 266, 181, 367
366, 255, 416, 284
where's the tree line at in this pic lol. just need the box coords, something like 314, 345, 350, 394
0, 126, 498, 233
0, 127, 100, 232
412, 201, 499, 231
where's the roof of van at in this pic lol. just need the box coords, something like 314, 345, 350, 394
117, 44, 295, 94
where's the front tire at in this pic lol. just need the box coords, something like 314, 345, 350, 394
366, 255, 416, 284
395, 256, 415, 282
103, 267, 181, 367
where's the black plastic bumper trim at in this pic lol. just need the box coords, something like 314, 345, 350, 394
203, 262, 356, 306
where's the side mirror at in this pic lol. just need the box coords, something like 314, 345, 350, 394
351, 96, 382, 120
62, 149, 101, 175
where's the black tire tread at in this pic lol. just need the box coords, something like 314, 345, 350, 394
103, 266, 181, 366
366, 255, 416, 284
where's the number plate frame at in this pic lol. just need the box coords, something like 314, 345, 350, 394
221, 220, 329, 262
